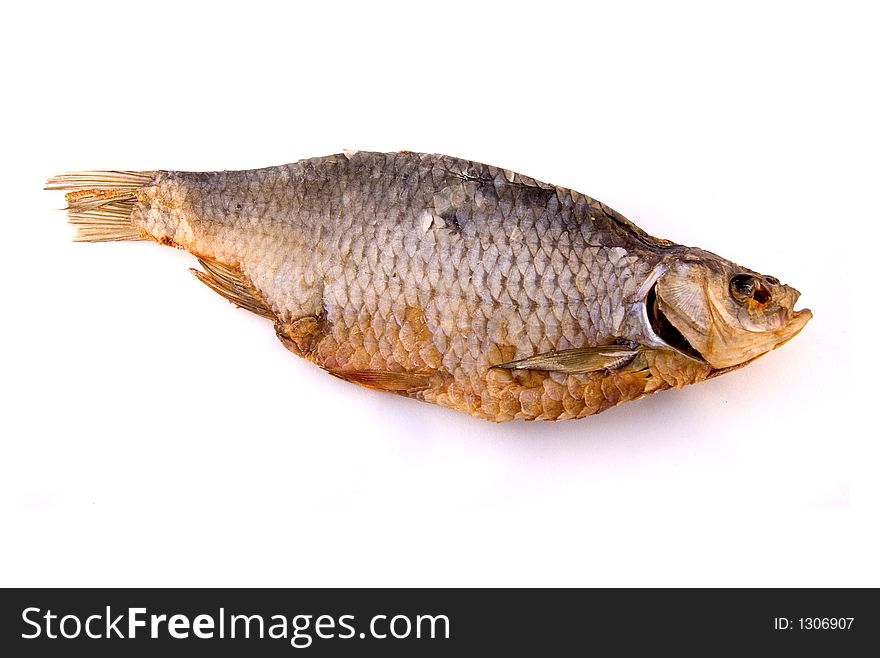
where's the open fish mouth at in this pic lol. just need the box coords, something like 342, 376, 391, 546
775, 306, 812, 348
773, 285, 812, 345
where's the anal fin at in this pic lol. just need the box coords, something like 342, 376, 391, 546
328, 369, 433, 394
191, 258, 276, 320
493, 345, 639, 374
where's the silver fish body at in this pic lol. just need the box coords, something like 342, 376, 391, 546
49, 151, 811, 421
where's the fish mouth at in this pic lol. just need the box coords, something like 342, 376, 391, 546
779, 284, 811, 333
774, 306, 812, 348
704, 306, 812, 379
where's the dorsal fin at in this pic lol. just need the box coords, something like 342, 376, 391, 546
190, 258, 276, 320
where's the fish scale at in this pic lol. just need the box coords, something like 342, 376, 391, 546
47, 150, 811, 422
140, 153, 678, 419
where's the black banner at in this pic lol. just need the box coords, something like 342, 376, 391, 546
1, 589, 875, 655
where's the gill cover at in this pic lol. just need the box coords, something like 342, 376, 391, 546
651, 257, 811, 370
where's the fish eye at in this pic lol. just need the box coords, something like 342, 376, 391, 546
730, 274, 771, 305
730, 274, 758, 303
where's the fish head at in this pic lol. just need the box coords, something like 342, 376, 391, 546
649, 252, 812, 369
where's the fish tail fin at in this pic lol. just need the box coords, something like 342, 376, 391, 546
45, 170, 156, 242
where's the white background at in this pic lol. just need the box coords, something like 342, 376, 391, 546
1, 1, 875, 586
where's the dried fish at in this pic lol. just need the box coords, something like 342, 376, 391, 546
47, 152, 811, 421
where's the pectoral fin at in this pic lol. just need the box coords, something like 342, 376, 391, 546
191, 258, 276, 320
493, 345, 639, 374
